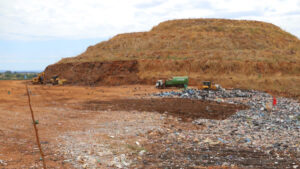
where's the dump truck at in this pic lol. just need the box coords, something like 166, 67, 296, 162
32, 72, 45, 84
200, 81, 219, 90
156, 76, 188, 89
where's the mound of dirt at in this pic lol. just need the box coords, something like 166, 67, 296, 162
44, 18, 300, 98
44, 60, 139, 85
59, 19, 300, 63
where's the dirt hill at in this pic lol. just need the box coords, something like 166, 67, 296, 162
44, 19, 300, 98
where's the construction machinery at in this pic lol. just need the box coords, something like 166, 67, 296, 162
156, 76, 188, 89
32, 72, 45, 84
50, 75, 67, 85
200, 81, 219, 90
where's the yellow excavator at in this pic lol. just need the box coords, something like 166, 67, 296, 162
32, 73, 67, 85
50, 75, 67, 85
32, 72, 45, 84
200, 81, 219, 90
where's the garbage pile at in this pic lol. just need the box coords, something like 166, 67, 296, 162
153, 88, 300, 156
154, 88, 259, 100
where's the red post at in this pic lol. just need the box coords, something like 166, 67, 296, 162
273, 96, 277, 106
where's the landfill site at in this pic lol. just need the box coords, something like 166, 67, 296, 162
1, 19, 300, 169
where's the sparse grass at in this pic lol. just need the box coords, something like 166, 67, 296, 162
58, 19, 299, 64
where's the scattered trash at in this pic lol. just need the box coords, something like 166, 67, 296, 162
0, 159, 7, 166
244, 138, 251, 143
203, 138, 219, 145
139, 150, 146, 156
154, 88, 300, 158
111, 154, 131, 168
218, 137, 230, 144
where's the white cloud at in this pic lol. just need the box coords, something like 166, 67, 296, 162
0, 0, 299, 40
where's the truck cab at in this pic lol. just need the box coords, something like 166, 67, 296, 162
155, 80, 164, 89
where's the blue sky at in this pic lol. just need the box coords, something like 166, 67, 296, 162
0, 39, 103, 71
1, 0, 299, 71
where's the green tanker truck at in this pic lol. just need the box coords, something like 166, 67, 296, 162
156, 76, 188, 89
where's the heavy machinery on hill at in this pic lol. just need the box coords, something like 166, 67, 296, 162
32, 73, 67, 85
32, 72, 45, 84
50, 75, 67, 85
156, 76, 188, 89
200, 81, 220, 90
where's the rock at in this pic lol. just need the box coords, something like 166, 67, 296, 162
82, 163, 88, 169
121, 154, 130, 166
76, 156, 84, 163
203, 138, 219, 145
112, 157, 122, 168
88, 158, 97, 165
0, 159, 7, 166
193, 138, 199, 142
115, 163, 122, 168
63, 159, 72, 163
139, 150, 146, 156
222, 162, 230, 166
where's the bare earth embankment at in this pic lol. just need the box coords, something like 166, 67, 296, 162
45, 19, 300, 99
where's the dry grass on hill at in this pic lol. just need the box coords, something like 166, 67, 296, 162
52, 19, 300, 98
60, 19, 300, 63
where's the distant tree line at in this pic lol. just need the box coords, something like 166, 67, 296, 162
0, 71, 38, 80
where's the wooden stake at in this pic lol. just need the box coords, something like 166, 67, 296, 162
26, 85, 47, 169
